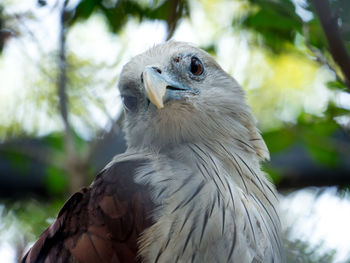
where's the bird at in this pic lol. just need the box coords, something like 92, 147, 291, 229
22, 41, 285, 263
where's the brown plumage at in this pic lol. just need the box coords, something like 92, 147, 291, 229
23, 41, 285, 263
22, 160, 154, 262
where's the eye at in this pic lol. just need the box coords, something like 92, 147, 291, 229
189, 57, 204, 76
122, 95, 138, 111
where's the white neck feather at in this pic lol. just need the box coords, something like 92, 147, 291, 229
118, 138, 284, 263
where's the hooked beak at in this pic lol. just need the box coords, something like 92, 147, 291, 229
143, 66, 199, 109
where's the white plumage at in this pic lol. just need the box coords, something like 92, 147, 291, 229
117, 41, 285, 262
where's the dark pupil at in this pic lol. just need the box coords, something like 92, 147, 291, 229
190, 58, 203, 75
122, 95, 137, 111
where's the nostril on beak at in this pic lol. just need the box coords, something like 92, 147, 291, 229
152, 67, 162, 74
141, 73, 144, 83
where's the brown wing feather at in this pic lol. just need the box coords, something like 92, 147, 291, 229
22, 159, 155, 263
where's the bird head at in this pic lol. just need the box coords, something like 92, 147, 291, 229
119, 41, 269, 160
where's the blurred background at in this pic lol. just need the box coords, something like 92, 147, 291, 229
0, 0, 350, 262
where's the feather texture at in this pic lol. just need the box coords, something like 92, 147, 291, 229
23, 41, 285, 263
22, 159, 155, 263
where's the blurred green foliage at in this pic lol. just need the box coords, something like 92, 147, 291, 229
1, 0, 350, 261
241, 0, 303, 51
0, 0, 349, 194
240, 0, 350, 184
0, 198, 65, 261
2, 199, 64, 238
263, 112, 343, 168
45, 166, 67, 195
70, 0, 189, 33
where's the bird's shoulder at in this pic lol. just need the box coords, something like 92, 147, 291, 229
22, 157, 155, 263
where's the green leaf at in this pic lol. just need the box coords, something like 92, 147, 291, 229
262, 128, 296, 153
262, 164, 283, 185
298, 114, 338, 137
72, 0, 100, 22
45, 166, 67, 195
298, 115, 340, 167
43, 133, 64, 152
2, 150, 32, 175
307, 17, 328, 50
325, 102, 350, 117
304, 139, 339, 167
327, 80, 347, 91
242, 0, 302, 51
70, 0, 189, 33
101, 0, 144, 33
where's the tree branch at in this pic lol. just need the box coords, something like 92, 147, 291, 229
57, 0, 88, 193
303, 24, 344, 83
312, 0, 350, 90
58, 1, 70, 137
